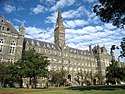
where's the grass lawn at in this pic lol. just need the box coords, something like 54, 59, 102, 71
0, 85, 125, 94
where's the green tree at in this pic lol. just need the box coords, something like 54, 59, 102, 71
120, 38, 125, 57
106, 60, 122, 84
0, 62, 19, 87
49, 69, 68, 87
93, 0, 125, 28
16, 48, 50, 88
0, 62, 8, 87
76, 70, 98, 86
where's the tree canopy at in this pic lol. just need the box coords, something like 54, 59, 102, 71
48, 69, 68, 87
0, 62, 19, 87
0, 48, 50, 88
106, 60, 125, 84
93, 0, 125, 28
16, 48, 50, 88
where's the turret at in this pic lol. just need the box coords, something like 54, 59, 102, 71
19, 21, 25, 35
89, 45, 93, 55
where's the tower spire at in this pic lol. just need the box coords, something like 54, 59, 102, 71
58, 4, 62, 19
55, 5, 64, 28
54, 5, 66, 48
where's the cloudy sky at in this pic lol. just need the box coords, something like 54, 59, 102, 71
0, 0, 125, 60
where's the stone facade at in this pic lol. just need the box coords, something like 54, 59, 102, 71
0, 7, 112, 84
0, 16, 24, 64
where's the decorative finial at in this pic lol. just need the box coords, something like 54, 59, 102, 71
21, 20, 25, 29
58, 4, 60, 10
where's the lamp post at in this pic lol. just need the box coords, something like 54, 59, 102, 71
18, 66, 23, 88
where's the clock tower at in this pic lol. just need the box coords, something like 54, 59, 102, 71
54, 6, 66, 49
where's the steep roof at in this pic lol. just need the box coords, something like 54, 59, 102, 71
7, 22, 19, 34
24, 38, 61, 51
24, 38, 90, 55
69, 47, 90, 56
0, 16, 19, 34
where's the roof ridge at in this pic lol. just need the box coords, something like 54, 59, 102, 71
25, 37, 60, 47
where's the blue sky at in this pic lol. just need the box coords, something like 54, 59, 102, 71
0, 0, 125, 61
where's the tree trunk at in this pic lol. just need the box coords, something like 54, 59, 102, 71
19, 75, 23, 88
33, 76, 37, 88
28, 77, 32, 89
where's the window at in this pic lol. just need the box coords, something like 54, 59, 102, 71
8, 58, 14, 63
31, 40, 35, 45
43, 50, 46, 53
0, 57, 3, 63
0, 39, 4, 53
0, 39, 3, 43
37, 42, 40, 46
0, 45, 3, 52
52, 45, 56, 49
7, 28, 10, 31
2, 26, 5, 31
10, 41, 16, 54
49, 51, 51, 54
0, 25, 2, 30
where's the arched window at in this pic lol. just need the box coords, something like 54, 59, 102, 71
8, 58, 14, 63
7, 27, 10, 31
0, 25, 2, 31
0, 39, 4, 53
10, 41, 16, 54
2, 26, 5, 31
0, 57, 3, 63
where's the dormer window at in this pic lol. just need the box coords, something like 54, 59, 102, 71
47, 43, 51, 48
31, 40, 35, 45
7, 28, 10, 31
52, 45, 56, 49
52, 45, 54, 49
43, 44, 46, 48
37, 41, 40, 46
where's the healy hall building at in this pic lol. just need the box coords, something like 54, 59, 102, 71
0, 7, 112, 84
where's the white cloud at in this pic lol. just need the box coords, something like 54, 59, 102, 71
25, 26, 54, 43
62, 6, 89, 19
51, 0, 76, 11
95, 26, 103, 31
14, 19, 22, 23
64, 19, 89, 28
4, 4, 16, 13
104, 23, 117, 30
45, 5, 89, 24
17, 6, 24, 11
31, 5, 46, 14
45, 12, 57, 24
64, 24, 123, 54
41, 0, 55, 5
86, 0, 95, 3
65, 25, 99, 35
